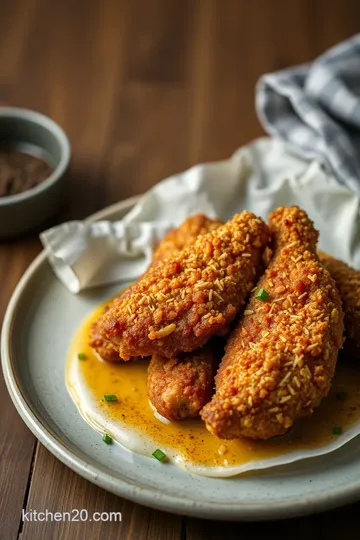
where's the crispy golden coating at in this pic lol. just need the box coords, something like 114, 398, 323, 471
89, 215, 222, 362
89, 286, 134, 362
201, 206, 344, 440
89, 305, 120, 362
147, 341, 221, 421
152, 214, 223, 264
99, 212, 269, 360
149, 215, 223, 419
319, 251, 360, 359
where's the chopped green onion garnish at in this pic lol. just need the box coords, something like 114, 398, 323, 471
152, 449, 167, 461
104, 394, 118, 402
336, 392, 348, 401
77, 352, 87, 360
256, 288, 269, 302
332, 427, 342, 435
103, 433, 113, 444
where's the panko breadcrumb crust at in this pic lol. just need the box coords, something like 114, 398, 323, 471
151, 214, 223, 265
89, 305, 121, 363
201, 206, 344, 440
147, 340, 221, 421
90, 214, 224, 420
319, 251, 360, 359
89, 214, 222, 362
99, 212, 269, 360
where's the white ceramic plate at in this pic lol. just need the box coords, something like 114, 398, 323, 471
3, 197, 360, 522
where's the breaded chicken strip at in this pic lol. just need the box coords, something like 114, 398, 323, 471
152, 213, 222, 264
89, 286, 134, 362
89, 305, 120, 362
90, 214, 224, 419
99, 212, 269, 360
201, 206, 344, 440
89, 215, 222, 361
319, 251, 360, 359
147, 340, 221, 421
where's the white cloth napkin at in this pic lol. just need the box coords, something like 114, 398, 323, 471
40, 137, 360, 293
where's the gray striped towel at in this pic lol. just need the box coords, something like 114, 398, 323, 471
256, 34, 360, 195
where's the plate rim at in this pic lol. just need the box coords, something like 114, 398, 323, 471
3, 196, 360, 521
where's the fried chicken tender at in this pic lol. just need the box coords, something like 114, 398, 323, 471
318, 251, 360, 359
89, 305, 121, 362
100, 212, 269, 360
89, 286, 134, 362
89, 214, 222, 362
90, 214, 224, 419
152, 213, 223, 264
201, 206, 344, 440
147, 341, 221, 421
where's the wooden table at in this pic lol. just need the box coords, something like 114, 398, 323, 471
1, 1, 360, 538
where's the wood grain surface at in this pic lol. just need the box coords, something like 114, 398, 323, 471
0, 0, 360, 538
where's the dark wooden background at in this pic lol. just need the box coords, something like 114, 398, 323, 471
1, 0, 360, 538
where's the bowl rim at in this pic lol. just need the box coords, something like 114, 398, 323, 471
0, 107, 71, 205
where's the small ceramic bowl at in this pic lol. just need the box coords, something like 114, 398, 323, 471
0, 107, 71, 239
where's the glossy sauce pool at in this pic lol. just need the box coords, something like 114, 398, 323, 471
66, 302, 360, 477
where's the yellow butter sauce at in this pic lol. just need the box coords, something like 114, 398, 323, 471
66, 301, 360, 476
